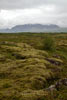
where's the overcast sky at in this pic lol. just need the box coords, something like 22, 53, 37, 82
0, 0, 67, 29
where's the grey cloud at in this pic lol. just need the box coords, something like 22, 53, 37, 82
0, 0, 67, 28
0, 0, 46, 9
0, 0, 67, 10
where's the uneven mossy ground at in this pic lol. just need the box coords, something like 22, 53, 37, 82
0, 33, 67, 100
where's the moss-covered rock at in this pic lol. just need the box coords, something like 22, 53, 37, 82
0, 41, 65, 100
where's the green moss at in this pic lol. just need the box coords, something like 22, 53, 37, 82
0, 33, 67, 100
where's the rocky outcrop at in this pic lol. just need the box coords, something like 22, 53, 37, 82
46, 58, 63, 66
46, 78, 67, 91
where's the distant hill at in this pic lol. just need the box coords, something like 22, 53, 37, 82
0, 24, 67, 33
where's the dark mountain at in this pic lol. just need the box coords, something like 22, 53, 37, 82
11, 24, 60, 32
0, 24, 67, 33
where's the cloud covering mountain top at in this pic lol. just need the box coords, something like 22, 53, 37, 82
0, 0, 67, 29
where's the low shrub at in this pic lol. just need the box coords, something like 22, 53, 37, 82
43, 36, 55, 51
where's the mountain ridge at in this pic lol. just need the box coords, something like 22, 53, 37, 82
0, 24, 67, 33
